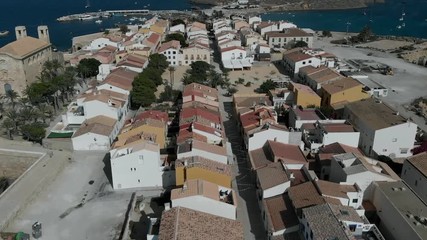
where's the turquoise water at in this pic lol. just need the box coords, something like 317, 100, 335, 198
263, 0, 427, 39
0, 0, 426, 50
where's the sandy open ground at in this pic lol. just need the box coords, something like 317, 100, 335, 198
356, 39, 413, 51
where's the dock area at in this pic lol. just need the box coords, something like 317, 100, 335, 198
56, 9, 191, 22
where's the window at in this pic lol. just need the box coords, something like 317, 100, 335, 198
138, 179, 140, 183
302, 61, 306, 65
278, 38, 281, 42
310, 230, 313, 239
308, 60, 312, 63
383, 149, 387, 152
415, 180, 418, 186
4, 83, 12, 94
400, 148, 408, 154
404, 169, 407, 175
392, 138, 397, 142
352, 199, 358, 203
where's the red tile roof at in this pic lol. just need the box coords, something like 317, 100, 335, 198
135, 110, 168, 122
102, 67, 138, 91
146, 32, 161, 44
220, 46, 245, 53
158, 40, 181, 53
240, 107, 276, 133
180, 107, 221, 125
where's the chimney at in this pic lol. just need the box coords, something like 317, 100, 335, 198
259, 118, 263, 126
37, 25, 50, 43
15, 26, 27, 40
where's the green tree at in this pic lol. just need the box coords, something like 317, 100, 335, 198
131, 75, 157, 108
293, 40, 308, 48
20, 123, 46, 144
322, 30, 332, 37
165, 33, 188, 47
2, 118, 15, 140
5, 90, 19, 110
139, 67, 163, 86
148, 54, 169, 73
227, 87, 238, 96
119, 24, 129, 34
357, 26, 374, 42
172, 19, 186, 26
158, 85, 180, 102
77, 58, 101, 78
259, 79, 278, 93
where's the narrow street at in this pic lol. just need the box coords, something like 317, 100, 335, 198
217, 88, 266, 240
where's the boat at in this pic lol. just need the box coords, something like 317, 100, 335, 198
396, 25, 402, 29
85, 0, 90, 8
0, 30, 9, 36
129, 17, 137, 21
95, 19, 102, 24
79, 14, 97, 20
402, 22, 406, 27
399, 16, 404, 21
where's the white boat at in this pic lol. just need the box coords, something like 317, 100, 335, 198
85, 0, 90, 8
95, 19, 102, 24
0, 30, 9, 36
402, 22, 406, 27
399, 16, 404, 21
129, 17, 137, 21
396, 25, 402, 29
80, 14, 97, 20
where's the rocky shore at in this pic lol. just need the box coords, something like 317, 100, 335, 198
190, 0, 385, 11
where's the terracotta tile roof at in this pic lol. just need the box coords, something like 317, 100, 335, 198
192, 140, 227, 156
249, 141, 307, 170
146, 32, 161, 44
97, 45, 117, 52
180, 107, 221, 125
302, 204, 350, 240
81, 89, 127, 108
283, 51, 313, 62
73, 115, 116, 138
315, 180, 358, 199
0, 36, 51, 59
321, 77, 363, 94
189, 21, 207, 30
288, 181, 325, 209
182, 101, 219, 112
102, 67, 138, 91
265, 28, 311, 38
319, 142, 364, 155
171, 179, 220, 201
113, 139, 159, 153
256, 162, 289, 190
183, 83, 218, 99
290, 107, 323, 121
220, 45, 245, 53
175, 156, 232, 176
240, 108, 276, 133
192, 122, 224, 137
234, 95, 272, 109
288, 169, 310, 186
290, 82, 320, 96
321, 122, 356, 133
308, 68, 342, 84
257, 22, 275, 29
116, 53, 148, 69
406, 152, 427, 177
159, 207, 243, 240
299, 65, 328, 76
176, 129, 208, 144
135, 110, 168, 122
263, 194, 299, 233
158, 40, 181, 53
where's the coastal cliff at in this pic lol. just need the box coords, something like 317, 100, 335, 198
190, 0, 385, 10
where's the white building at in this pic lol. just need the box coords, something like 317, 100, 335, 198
401, 152, 427, 203
283, 50, 321, 75
169, 24, 185, 33
256, 21, 297, 37
171, 179, 237, 220
369, 181, 427, 240
221, 46, 253, 70
245, 123, 302, 151
72, 115, 119, 151
110, 140, 163, 189
248, 16, 262, 27
301, 121, 360, 153
96, 67, 138, 95
265, 28, 314, 48
177, 140, 228, 164
89, 36, 122, 51
329, 153, 400, 194
158, 40, 181, 66
344, 98, 418, 158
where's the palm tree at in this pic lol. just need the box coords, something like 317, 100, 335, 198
19, 107, 38, 124
37, 103, 54, 124
168, 66, 175, 88
5, 90, 19, 110
2, 118, 15, 140
5, 110, 19, 132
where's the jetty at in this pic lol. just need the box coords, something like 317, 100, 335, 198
57, 9, 190, 22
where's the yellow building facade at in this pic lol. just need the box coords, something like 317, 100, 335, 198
290, 82, 321, 108
320, 77, 369, 109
